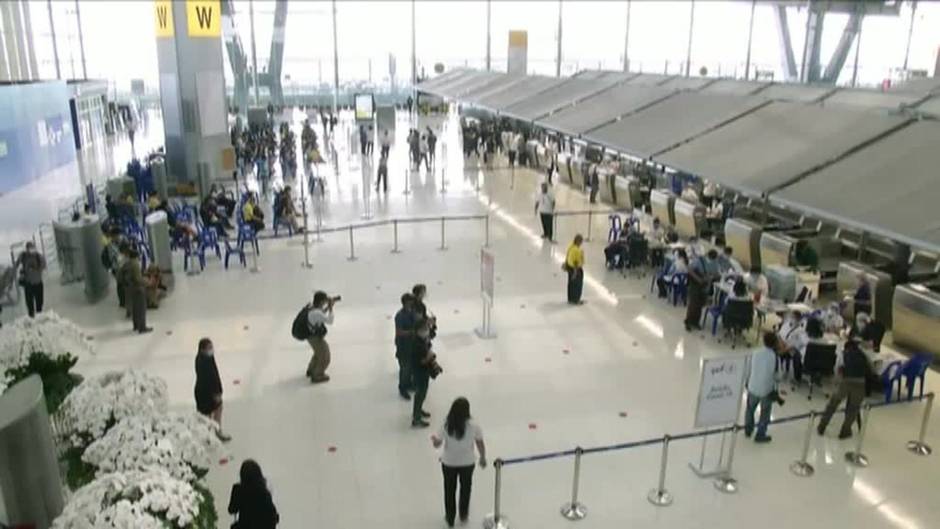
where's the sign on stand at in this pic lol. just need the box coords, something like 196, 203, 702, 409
475, 247, 496, 339
689, 354, 749, 478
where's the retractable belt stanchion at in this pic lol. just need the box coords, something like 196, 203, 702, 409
441, 166, 447, 195
391, 220, 401, 254
347, 226, 357, 262
510, 165, 515, 190
714, 425, 739, 493
845, 404, 872, 467
585, 211, 593, 242
483, 459, 510, 529
907, 392, 934, 456
647, 435, 673, 507
439, 217, 447, 251
791, 411, 817, 476
560, 447, 587, 521
484, 215, 491, 248
300, 179, 312, 269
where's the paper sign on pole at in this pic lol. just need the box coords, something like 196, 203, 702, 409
480, 248, 494, 304
693, 355, 749, 429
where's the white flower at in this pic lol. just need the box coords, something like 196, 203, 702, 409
0, 311, 94, 393
83, 411, 222, 483
57, 370, 169, 449
51, 469, 200, 529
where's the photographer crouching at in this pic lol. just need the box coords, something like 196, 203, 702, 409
306, 291, 340, 383
412, 319, 443, 428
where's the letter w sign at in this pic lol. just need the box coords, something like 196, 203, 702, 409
154, 1, 173, 37
186, 0, 221, 38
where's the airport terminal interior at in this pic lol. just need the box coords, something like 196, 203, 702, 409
3, 1, 940, 529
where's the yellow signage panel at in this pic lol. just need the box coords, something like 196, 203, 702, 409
154, 0, 174, 37
186, 0, 221, 37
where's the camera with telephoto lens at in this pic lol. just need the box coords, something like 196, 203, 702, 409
329, 295, 342, 303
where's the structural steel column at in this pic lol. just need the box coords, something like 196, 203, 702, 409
46, 0, 60, 79
851, 19, 863, 87
249, 0, 259, 105
623, 0, 631, 72
485, 0, 491, 71
332, 0, 339, 113
8, 0, 29, 80
21, 0, 39, 79
685, 0, 695, 77
74, 0, 87, 78
744, 0, 756, 80
0, 1, 20, 80
902, 0, 917, 71
555, 0, 563, 77
411, 0, 416, 86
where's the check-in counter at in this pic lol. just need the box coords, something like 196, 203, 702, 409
760, 231, 796, 269
612, 176, 640, 209
724, 218, 762, 270
836, 261, 895, 327
673, 198, 705, 239
525, 140, 541, 169
892, 284, 940, 356
650, 189, 676, 226
570, 159, 585, 189
561, 153, 574, 185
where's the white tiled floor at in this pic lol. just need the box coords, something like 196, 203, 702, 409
36, 111, 940, 529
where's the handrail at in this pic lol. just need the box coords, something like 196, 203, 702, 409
499, 393, 931, 467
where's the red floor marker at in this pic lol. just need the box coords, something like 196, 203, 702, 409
528, 423, 538, 430
327, 446, 337, 453
219, 457, 229, 465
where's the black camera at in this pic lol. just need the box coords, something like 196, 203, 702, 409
427, 353, 444, 379
329, 295, 342, 303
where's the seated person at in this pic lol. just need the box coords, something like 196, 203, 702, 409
241, 194, 265, 233
717, 246, 744, 277
680, 184, 699, 203
776, 311, 809, 381
794, 240, 819, 270
647, 217, 667, 267
728, 278, 751, 301
146, 191, 161, 213
821, 302, 845, 334
156, 200, 198, 244
210, 184, 237, 218
144, 264, 167, 309
687, 236, 705, 260
745, 265, 769, 305
851, 273, 872, 319
275, 187, 304, 232
604, 231, 631, 269
200, 197, 230, 238
657, 249, 688, 298
853, 312, 886, 353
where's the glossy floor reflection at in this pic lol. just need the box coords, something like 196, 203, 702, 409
36, 111, 940, 529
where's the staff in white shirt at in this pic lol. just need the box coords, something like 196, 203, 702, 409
431, 397, 487, 527
534, 183, 556, 241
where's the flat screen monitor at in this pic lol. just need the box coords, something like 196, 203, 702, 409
355, 93, 374, 121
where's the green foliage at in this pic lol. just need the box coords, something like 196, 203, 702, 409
193, 483, 219, 529
4, 351, 81, 413
63, 446, 97, 490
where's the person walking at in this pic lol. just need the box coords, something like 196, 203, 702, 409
395, 293, 417, 400
380, 129, 392, 159
564, 234, 585, 305
419, 134, 430, 171
228, 459, 279, 529
194, 338, 232, 442
15, 242, 46, 318
744, 332, 779, 443
305, 291, 335, 383
431, 397, 487, 528
411, 320, 433, 428
426, 127, 437, 167
534, 183, 556, 241
121, 247, 152, 334
375, 153, 389, 193
817, 334, 874, 439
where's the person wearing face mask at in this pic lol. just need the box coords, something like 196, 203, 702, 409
15, 242, 46, 318
412, 284, 437, 340
411, 320, 434, 428
194, 338, 232, 442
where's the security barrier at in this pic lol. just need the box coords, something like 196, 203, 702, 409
483, 393, 934, 529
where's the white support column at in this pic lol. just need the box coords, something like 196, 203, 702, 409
249, 0, 259, 105
684, 0, 695, 77
555, 0, 563, 77
74, 0, 87, 78
46, 0, 60, 79
332, 0, 339, 113
623, 1, 631, 72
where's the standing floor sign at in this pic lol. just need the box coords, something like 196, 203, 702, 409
694, 355, 748, 428
476, 247, 496, 339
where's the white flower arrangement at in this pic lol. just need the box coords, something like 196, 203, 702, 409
0, 311, 94, 393
58, 370, 169, 449
51, 469, 201, 529
83, 411, 222, 483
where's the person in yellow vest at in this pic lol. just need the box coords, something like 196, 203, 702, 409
564, 234, 585, 305
241, 194, 265, 233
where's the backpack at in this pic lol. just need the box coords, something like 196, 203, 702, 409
291, 304, 313, 341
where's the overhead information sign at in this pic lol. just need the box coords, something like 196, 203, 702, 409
154, 0, 174, 37
187, 0, 221, 37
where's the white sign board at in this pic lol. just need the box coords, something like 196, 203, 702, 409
480, 248, 494, 304
693, 355, 748, 429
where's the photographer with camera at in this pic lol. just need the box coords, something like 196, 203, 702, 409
411, 319, 443, 428
412, 284, 437, 341
306, 291, 339, 383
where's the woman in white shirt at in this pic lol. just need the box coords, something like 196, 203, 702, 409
431, 397, 487, 528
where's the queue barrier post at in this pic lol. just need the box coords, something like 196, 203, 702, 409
484, 215, 491, 248
439, 217, 448, 251
347, 226, 357, 262
647, 435, 673, 507
907, 392, 934, 456
845, 404, 872, 468
585, 211, 593, 242
790, 411, 817, 477
441, 166, 447, 195
404, 167, 412, 196
510, 165, 515, 190
391, 220, 401, 254
560, 447, 587, 521
301, 189, 312, 269
714, 425, 739, 494
483, 459, 510, 529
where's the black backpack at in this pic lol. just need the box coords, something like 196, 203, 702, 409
291, 304, 313, 341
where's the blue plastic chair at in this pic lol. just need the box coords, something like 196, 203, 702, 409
237, 223, 260, 256
702, 296, 728, 336
880, 360, 903, 403
224, 237, 246, 269
902, 354, 932, 400
608, 215, 622, 242
196, 227, 221, 269
671, 273, 688, 306
182, 236, 203, 272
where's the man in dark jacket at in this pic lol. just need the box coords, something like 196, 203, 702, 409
395, 293, 416, 400
817, 335, 874, 439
